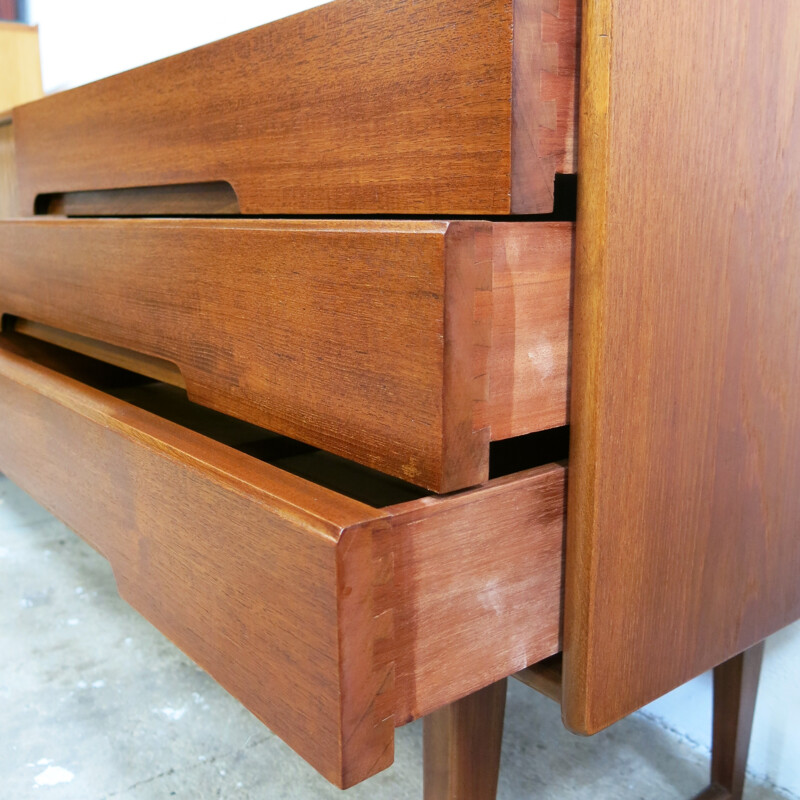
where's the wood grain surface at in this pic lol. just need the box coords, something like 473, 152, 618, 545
0, 341, 393, 788
695, 643, 764, 800
12, 0, 577, 216
485, 222, 573, 439
0, 218, 572, 492
389, 463, 565, 722
0, 338, 565, 786
564, 0, 800, 733
512, 0, 580, 212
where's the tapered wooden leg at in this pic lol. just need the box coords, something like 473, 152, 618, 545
423, 679, 507, 800
691, 641, 765, 800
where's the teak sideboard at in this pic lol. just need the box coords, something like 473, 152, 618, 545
1, 2, 798, 798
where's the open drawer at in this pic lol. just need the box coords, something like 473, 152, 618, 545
0, 218, 572, 492
0, 336, 565, 788
12, 0, 579, 217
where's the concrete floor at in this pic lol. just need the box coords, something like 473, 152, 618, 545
0, 473, 789, 800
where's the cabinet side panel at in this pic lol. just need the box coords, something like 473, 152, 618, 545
565, 0, 800, 733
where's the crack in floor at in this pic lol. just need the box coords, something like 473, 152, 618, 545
97, 735, 271, 800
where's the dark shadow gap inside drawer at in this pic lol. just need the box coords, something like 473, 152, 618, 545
3, 328, 568, 507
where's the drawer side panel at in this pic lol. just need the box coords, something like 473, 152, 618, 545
486, 221, 573, 439
390, 464, 565, 722
511, 0, 580, 211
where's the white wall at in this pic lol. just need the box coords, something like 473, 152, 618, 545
27, 0, 330, 93
643, 619, 800, 798
24, 2, 800, 797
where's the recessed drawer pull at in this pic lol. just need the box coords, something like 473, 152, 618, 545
8, 318, 186, 389
34, 181, 240, 217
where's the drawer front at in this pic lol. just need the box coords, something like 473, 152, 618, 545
0, 341, 391, 788
12, 0, 578, 217
0, 339, 564, 787
0, 218, 572, 492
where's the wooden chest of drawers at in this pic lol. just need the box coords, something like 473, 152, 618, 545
0, 1, 579, 787
2, 1, 799, 798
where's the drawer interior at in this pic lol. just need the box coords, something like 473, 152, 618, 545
109, 381, 432, 509
1, 328, 570, 501
105, 364, 569, 509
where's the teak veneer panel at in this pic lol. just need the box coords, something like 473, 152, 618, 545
0, 341, 564, 786
564, 0, 800, 733
0, 218, 572, 492
12, 0, 578, 216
